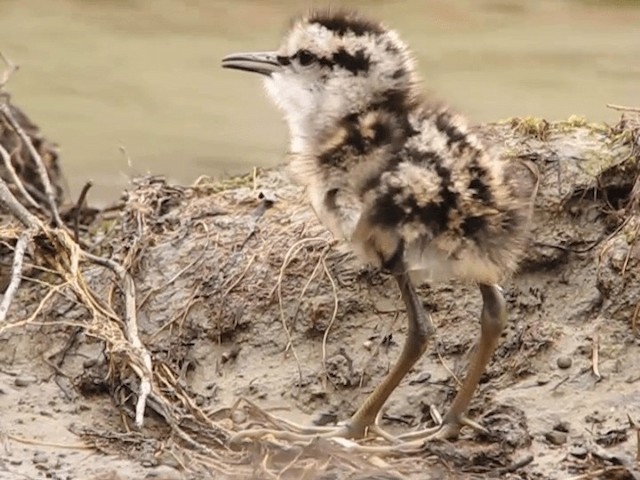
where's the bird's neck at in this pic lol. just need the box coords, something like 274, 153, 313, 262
287, 88, 415, 156
285, 88, 418, 193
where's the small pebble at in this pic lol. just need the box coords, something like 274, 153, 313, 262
82, 358, 97, 369
536, 375, 550, 386
312, 411, 338, 427
557, 356, 572, 369
362, 340, 373, 351
553, 420, 571, 433
570, 446, 588, 458
221, 346, 240, 364
33, 452, 48, 464
14, 375, 37, 387
374, 298, 397, 313
409, 372, 431, 385
545, 430, 568, 445
230, 409, 246, 424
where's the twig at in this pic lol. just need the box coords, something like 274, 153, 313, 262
150, 285, 200, 339
221, 254, 255, 298
0, 103, 63, 227
6, 433, 90, 450
0, 178, 48, 326
629, 414, 640, 462
0, 143, 41, 211
0, 176, 42, 229
429, 405, 443, 426
276, 447, 305, 479
83, 251, 152, 429
496, 454, 534, 474
118, 145, 134, 170
275, 237, 328, 390
607, 103, 640, 113
0, 230, 31, 323
592, 334, 601, 381
140, 224, 212, 310
589, 441, 640, 479
0, 51, 18, 90
565, 466, 628, 480
72, 181, 93, 243
435, 339, 462, 387
0, 285, 64, 335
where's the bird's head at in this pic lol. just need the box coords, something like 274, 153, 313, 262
222, 10, 418, 150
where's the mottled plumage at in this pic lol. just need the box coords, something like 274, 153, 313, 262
222, 9, 530, 445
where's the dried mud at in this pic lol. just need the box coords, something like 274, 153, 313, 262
1, 115, 640, 480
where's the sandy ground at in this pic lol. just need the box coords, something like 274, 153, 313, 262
1, 119, 640, 479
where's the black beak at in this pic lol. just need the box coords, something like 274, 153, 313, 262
221, 51, 280, 76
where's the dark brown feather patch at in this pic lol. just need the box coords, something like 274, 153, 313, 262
308, 9, 385, 36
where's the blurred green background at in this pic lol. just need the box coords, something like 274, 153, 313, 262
1, 0, 639, 204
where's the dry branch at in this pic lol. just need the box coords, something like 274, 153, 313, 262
0, 96, 156, 430
0, 229, 31, 323
0, 175, 42, 229
0, 103, 63, 226
0, 143, 42, 211
0, 51, 18, 91
83, 251, 152, 429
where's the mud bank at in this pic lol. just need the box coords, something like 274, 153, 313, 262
1, 102, 639, 479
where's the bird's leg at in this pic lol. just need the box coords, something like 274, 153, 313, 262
396, 283, 507, 443
342, 271, 434, 438
230, 271, 434, 445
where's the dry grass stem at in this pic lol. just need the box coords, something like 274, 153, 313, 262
275, 237, 329, 388
607, 103, 640, 113
0, 285, 64, 335
321, 252, 339, 386
591, 334, 601, 381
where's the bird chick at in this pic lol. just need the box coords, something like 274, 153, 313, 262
222, 10, 530, 446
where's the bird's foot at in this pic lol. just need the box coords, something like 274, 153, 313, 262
229, 421, 361, 445
228, 398, 487, 454
395, 414, 488, 443
322, 415, 490, 455
229, 408, 408, 452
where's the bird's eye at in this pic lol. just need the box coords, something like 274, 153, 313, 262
296, 49, 316, 67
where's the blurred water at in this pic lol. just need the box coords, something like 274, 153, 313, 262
1, 0, 639, 204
